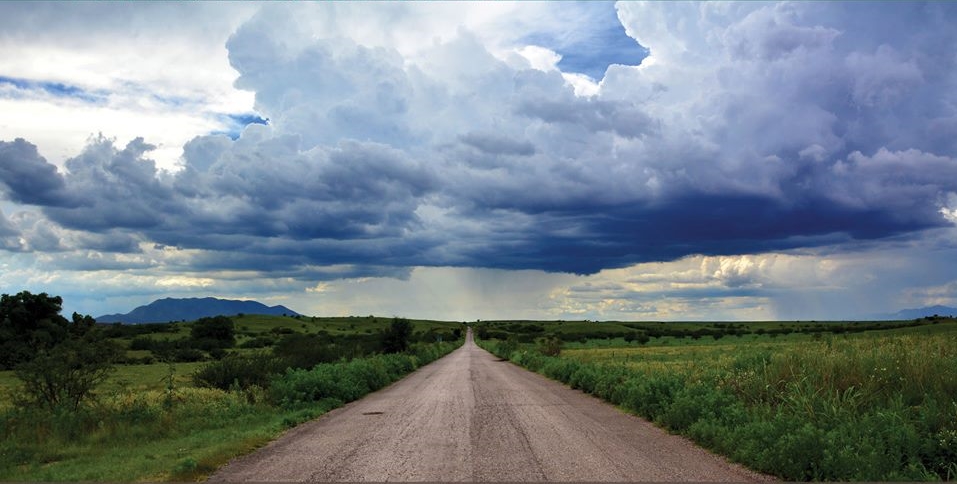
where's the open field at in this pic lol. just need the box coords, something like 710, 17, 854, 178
479, 318, 957, 481
4, 313, 954, 481
0, 361, 205, 412
0, 314, 463, 481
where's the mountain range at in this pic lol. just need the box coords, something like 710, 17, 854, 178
96, 297, 302, 324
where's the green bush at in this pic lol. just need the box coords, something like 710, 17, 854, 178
270, 342, 458, 408
193, 352, 286, 391
238, 335, 275, 349
537, 335, 562, 356
190, 316, 235, 349
14, 332, 120, 411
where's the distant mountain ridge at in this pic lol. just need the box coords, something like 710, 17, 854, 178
875, 305, 957, 321
96, 297, 302, 323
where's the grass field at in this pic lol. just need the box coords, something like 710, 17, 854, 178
479, 318, 957, 481
0, 361, 204, 412
0, 314, 464, 481
4, 312, 953, 481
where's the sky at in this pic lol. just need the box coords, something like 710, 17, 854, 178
1, 1, 957, 322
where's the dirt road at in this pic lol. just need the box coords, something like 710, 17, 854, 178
211, 330, 770, 481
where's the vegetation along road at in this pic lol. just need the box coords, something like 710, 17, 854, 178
212, 329, 769, 482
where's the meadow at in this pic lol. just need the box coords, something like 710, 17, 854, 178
478, 317, 957, 481
0, 314, 464, 481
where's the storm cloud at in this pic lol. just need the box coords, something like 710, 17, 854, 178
1, 1, 956, 289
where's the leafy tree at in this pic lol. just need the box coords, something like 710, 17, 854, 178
381, 317, 412, 353
70, 312, 96, 336
0, 291, 99, 370
0, 291, 117, 409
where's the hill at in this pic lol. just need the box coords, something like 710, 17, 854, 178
876, 305, 957, 321
96, 297, 302, 323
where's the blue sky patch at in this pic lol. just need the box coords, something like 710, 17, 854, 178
523, 2, 648, 80
213, 113, 269, 140
0, 75, 105, 103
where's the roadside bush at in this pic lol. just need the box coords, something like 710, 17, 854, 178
270, 341, 458, 408
498, 337, 520, 360
538, 335, 562, 356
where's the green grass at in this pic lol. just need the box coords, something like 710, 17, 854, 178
0, 338, 463, 481
0, 362, 205, 411
480, 319, 957, 481
0, 386, 340, 481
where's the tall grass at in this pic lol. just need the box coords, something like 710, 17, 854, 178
481, 330, 957, 481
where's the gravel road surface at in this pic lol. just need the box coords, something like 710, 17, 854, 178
211, 329, 771, 482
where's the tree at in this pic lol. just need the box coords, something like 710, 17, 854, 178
381, 317, 412, 353
0, 291, 116, 410
70, 312, 96, 336
0, 291, 87, 370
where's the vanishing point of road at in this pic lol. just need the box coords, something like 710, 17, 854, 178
211, 330, 771, 482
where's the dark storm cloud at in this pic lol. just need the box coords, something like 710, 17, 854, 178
42, 136, 179, 231
2, 2, 957, 279
0, 139, 69, 206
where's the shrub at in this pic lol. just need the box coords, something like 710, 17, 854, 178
381, 317, 412, 353
273, 334, 333, 369
538, 335, 562, 357
14, 332, 120, 411
193, 353, 286, 391
190, 316, 235, 349
270, 341, 458, 407
170, 348, 205, 362
129, 336, 158, 351
239, 335, 275, 349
